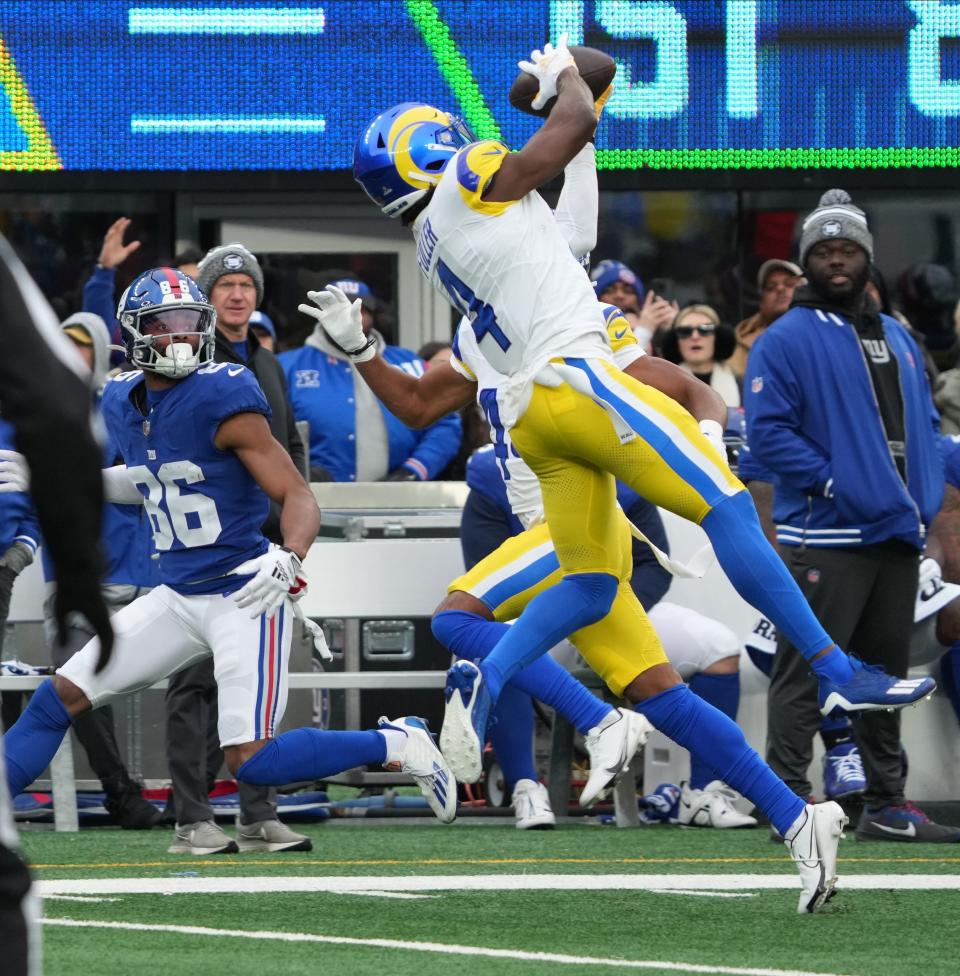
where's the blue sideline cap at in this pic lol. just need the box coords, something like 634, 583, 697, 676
589, 260, 645, 302
249, 310, 276, 340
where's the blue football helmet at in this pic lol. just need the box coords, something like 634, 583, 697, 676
353, 102, 476, 218
118, 268, 216, 378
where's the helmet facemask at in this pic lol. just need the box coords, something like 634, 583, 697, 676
121, 304, 217, 378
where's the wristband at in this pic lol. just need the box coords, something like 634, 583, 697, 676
348, 335, 377, 363
698, 419, 724, 442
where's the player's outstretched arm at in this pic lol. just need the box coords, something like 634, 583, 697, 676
625, 356, 727, 427
354, 357, 476, 428
486, 68, 596, 203
298, 286, 476, 425
215, 412, 320, 559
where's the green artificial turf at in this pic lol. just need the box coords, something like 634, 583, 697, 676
21, 823, 960, 976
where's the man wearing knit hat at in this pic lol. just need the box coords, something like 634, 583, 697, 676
164, 242, 311, 856
744, 190, 957, 842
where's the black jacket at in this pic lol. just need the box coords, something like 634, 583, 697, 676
214, 330, 306, 543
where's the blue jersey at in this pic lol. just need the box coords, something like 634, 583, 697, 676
100, 363, 271, 595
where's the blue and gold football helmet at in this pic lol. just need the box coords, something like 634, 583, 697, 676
353, 102, 476, 218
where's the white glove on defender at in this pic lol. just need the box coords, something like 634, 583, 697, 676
518, 33, 577, 111
298, 286, 376, 362
231, 544, 307, 619
0, 449, 29, 493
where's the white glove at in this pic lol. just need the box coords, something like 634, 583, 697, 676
518, 33, 577, 111
699, 419, 726, 461
230, 545, 307, 619
298, 286, 375, 362
291, 602, 333, 662
0, 449, 29, 493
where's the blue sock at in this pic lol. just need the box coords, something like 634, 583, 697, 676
635, 683, 805, 836
488, 685, 538, 790
941, 642, 960, 728
4, 678, 73, 797
236, 728, 386, 785
688, 672, 740, 790
701, 492, 853, 683
433, 610, 611, 733
479, 573, 618, 702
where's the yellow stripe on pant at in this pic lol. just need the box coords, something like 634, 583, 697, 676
510, 357, 743, 579
449, 514, 668, 696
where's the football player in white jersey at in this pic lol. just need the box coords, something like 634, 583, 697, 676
1, 268, 456, 832
347, 37, 934, 910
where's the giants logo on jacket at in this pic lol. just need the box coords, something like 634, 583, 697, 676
861, 338, 890, 364
294, 370, 321, 388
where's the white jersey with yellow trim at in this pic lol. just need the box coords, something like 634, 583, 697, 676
413, 139, 609, 396
452, 303, 644, 524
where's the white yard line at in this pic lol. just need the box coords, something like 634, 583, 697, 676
41, 917, 857, 976
35, 873, 960, 896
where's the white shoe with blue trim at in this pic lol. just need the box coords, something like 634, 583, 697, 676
379, 716, 457, 824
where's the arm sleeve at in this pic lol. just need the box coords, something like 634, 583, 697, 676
553, 142, 597, 259
404, 410, 463, 480
82, 266, 121, 344
743, 332, 833, 495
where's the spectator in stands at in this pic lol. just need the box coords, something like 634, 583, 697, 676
745, 189, 957, 842
82, 219, 202, 356
462, 445, 755, 829
896, 263, 960, 372
249, 310, 277, 352
660, 304, 741, 408
41, 312, 163, 829
729, 259, 803, 381
161, 243, 310, 856
280, 278, 461, 482
418, 340, 490, 480
589, 259, 677, 353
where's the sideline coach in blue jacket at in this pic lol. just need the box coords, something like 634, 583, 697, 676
281, 279, 461, 482
745, 190, 956, 843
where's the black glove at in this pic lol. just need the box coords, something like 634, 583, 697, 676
383, 467, 419, 482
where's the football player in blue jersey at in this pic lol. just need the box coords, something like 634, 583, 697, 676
1, 268, 456, 826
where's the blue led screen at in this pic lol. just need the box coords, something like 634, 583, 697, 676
1, 1, 959, 172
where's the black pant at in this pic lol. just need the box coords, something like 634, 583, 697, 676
165, 658, 275, 826
0, 843, 32, 976
766, 542, 918, 807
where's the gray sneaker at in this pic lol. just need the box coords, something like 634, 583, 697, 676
236, 819, 313, 852
855, 803, 960, 843
168, 820, 238, 855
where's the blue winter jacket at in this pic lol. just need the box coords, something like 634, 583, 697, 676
745, 304, 943, 550
280, 342, 461, 482
0, 419, 40, 557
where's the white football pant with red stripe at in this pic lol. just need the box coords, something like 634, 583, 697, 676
57, 584, 292, 746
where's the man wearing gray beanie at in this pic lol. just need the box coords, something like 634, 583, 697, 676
744, 189, 958, 843
165, 241, 312, 857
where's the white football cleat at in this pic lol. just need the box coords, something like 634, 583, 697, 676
379, 716, 457, 824
785, 801, 847, 913
580, 708, 652, 808
512, 779, 556, 830
674, 781, 758, 829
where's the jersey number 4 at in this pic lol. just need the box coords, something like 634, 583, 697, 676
127, 461, 223, 550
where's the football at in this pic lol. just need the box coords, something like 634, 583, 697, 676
509, 45, 616, 118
